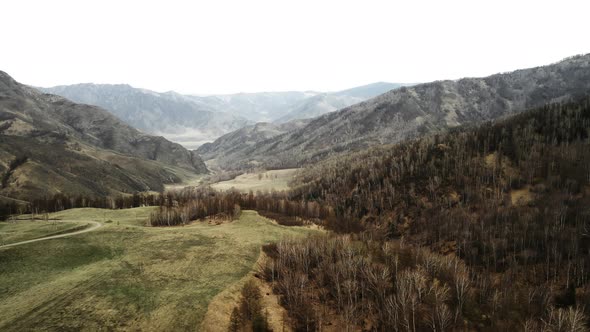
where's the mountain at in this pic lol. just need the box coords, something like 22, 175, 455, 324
40, 82, 406, 149
332, 81, 407, 99
197, 119, 311, 163
199, 54, 590, 170
39, 84, 252, 149
193, 82, 406, 124
273, 93, 361, 124
152, 97, 590, 330
277, 97, 590, 330
198, 82, 407, 124
274, 83, 406, 123
187, 91, 319, 122
0, 71, 207, 200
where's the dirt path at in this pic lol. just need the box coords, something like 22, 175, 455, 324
0, 221, 102, 249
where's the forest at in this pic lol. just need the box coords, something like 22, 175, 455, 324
260, 235, 587, 331
147, 97, 590, 330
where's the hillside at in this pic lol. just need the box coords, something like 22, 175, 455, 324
274, 82, 406, 123
39, 84, 251, 149
197, 119, 310, 162
163, 97, 590, 330
201, 54, 590, 170
273, 93, 362, 124
332, 81, 407, 99
280, 97, 590, 329
0, 71, 207, 200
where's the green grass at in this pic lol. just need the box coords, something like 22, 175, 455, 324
48, 206, 158, 226
0, 219, 83, 245
0, 209, 317, 331
164, 173, 206, 191
211, 168, 299, 193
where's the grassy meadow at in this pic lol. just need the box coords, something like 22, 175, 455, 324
0, 219, 84, 246
210, 168, 299, 193
0, 208, 317, 331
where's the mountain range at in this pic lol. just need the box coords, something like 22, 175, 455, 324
40, 82, 406, 148
38, 84, 251, 149
198, 54, 590, 170
0, 71, 207, 201
5, 54, 590, 198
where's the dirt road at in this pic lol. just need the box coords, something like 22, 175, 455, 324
0, 221, 102, 249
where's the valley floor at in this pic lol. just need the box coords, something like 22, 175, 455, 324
0, 208, 317, 331
211, 168, 299, 193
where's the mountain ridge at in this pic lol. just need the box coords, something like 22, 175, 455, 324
40, 82, 406, 148
38, 83, 252, 149
198, 54, 590, 170
0, 71, 207, 200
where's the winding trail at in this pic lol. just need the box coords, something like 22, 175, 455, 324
0, 221, 102, 249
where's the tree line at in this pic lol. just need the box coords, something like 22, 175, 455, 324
0, 192, 161, 220
148, 188, 334, 227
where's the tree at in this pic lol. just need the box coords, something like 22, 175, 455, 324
240, 280, 262, 320
228, 307, 241, 332
233, 204, 241, 220
251, 310, 270, 332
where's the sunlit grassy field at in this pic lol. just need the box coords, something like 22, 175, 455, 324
0, 209, 317, 331
211, 168, 299, 193
164, 174, 207, 191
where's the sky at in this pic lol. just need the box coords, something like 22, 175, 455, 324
1, 0, 589, 94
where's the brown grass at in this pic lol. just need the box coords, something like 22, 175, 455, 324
200, 253, 293, 332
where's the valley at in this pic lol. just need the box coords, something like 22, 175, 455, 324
1, 7, 589, 328
153, 95, 590, 330
40, 83, 406, 149
210, 168, 299, 193
3, 57, 590, 329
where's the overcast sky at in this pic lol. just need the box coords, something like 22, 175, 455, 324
1, 0, 589, 94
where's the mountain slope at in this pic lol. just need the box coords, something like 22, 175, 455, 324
274, 82, 406, 123
188, 91, 318, 122
285, 98, 590, 330
39, 84, 251, 149
189, 82, 405, 123
202, 54, 590, 170
197, 119, 311, 162
0, 71, 207, 200
152, 97, 590, 330
273, 93, 362, 124
332, 81, 406, 99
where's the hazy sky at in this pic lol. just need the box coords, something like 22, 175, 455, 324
1, 0, 589, 94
